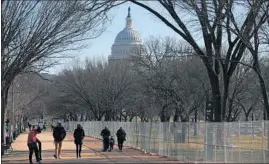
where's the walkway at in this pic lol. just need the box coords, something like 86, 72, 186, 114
2, 131, 182, 163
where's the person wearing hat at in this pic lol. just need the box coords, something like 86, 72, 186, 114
53, 121, 66, 159
73, 124, 85, 158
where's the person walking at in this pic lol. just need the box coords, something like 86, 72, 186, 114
51, 123, 54, 132
73, 124, 85, 158
109, 136, 115, 152
36, 126, 42, 161
53, 121, 66, 159
28, 122, 32, 131
27, 126, 41, 164
116, 127, 126, 151
100, 127, 110, 152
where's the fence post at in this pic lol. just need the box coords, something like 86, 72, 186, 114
262, 120, 265, 163
251, 121, 253, 163
267, 120, 269, 163
187, 122, 190, 162
224, 122, 227, 163
149, 122, 152, 153
135, 121, 138, 148
204, 121, 207, 162
238, 121, 241, 163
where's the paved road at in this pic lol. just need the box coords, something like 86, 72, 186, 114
2, 131, 182, 163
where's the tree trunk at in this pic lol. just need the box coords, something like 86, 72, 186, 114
119, 112, 122, 122
129, 116, 134, 122
212, 86, 222, 122
245, 113, 250, 121
173, 107, 179, 122
104, 114, 110, 121
160, 106, 169, 122
194, 109, 198, 136
205, 72, 221, 157
104, 110, 112, 121
166, 116, 170, 122
226, 98, 234, 122
96, 116, 102, 121
221, 76, 230, 121
1, 85, 10, 156
207, 70, 222, 122
255, 70, 269, 120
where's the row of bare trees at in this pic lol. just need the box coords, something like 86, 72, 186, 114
39, 36, 269, 123
2, 0, 269, 149
127, 0, 269, 122
1, 0, 123, 149
5, 73, 52, 131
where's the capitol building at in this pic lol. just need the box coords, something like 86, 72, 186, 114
108, 7, 143, 62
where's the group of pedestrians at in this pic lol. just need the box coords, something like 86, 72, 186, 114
27, 122, 127, 163
101, 126, 126, 152
27, 121, 66, 163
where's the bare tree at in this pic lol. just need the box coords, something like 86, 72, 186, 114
50, 59, 134, 121
231, 67, 261, 121
133, 36, 208, 123
225, 55, 259, 121
1, 0, 122, 145
129, 0, 269, 122
237, 2, 269, 120
132, 36, 181, 122
4, 73, 51, 135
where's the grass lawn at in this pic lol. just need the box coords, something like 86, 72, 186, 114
131, 133, 268, 151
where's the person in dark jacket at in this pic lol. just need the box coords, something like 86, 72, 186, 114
100, 127, 110, 152
28, 122, 32, 131
116, 127, 126, 151
53, 122, 66, 159
73, 124, 85, 158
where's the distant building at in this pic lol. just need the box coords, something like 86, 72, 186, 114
108, 7, 143, 62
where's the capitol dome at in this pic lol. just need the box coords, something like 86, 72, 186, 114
114, 28, 142, 45
109, 7, 143, 61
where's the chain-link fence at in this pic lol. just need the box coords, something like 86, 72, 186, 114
65, 121, 269, 163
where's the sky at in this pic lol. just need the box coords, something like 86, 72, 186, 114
47, 2, 181, 74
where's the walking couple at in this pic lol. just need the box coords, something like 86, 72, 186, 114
101, 126, 126, 152
54, 122, 85, 159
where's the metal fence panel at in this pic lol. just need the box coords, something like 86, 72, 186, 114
66, 120, 268, 163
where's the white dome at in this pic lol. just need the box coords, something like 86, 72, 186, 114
114, 28, 142, 45
109, 7, 143, 61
